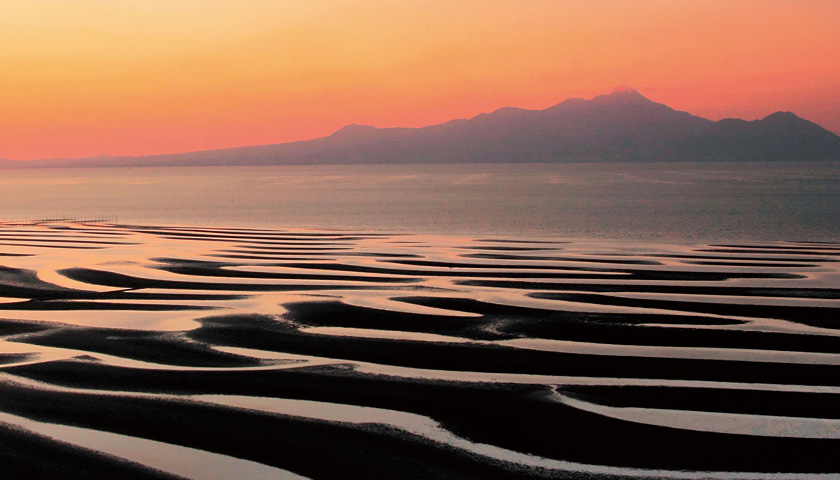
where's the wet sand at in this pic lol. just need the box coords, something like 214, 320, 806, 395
0, 221, 839, 479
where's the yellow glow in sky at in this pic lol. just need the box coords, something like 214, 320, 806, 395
1, 0, 839, 160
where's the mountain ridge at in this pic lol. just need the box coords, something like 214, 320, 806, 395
3, 89, 839, 168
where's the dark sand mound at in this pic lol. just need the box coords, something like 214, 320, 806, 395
1, 221, 839, 479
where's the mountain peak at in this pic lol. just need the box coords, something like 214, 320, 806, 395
611, 86, 641, 95
5, 89, 839, 167
330, 123, 379, 137
591, 87, 652, 105
761, 111, 799, 122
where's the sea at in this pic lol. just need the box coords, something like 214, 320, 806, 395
1, 161, 839, 479
2, 161, 838, 242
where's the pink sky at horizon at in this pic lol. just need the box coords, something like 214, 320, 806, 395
1, 0, 839, 161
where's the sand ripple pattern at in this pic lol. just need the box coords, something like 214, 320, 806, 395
0, 221, 839, 479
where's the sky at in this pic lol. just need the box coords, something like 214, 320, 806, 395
1, 0, 839, 161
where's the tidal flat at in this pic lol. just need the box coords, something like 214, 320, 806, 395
0, 221, 839, 479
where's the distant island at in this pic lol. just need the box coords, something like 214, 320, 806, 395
3, 89, 839, 168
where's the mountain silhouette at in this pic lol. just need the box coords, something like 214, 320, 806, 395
4, 89, 839, 168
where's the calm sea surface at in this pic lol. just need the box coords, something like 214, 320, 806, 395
2, 162, 838, 242
1, 164, 840, 478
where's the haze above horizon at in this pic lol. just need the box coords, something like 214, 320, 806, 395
2, 0, 839, 161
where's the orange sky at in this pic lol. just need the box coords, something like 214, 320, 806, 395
2, 0, 839, 161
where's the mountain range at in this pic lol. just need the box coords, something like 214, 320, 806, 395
3, 89, 839, 168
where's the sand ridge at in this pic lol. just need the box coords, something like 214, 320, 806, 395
0, 221, 838, 479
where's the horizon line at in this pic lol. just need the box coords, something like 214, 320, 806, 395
3, 88, 833, 163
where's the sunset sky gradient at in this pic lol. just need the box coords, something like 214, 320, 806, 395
2, 0, 839, 160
